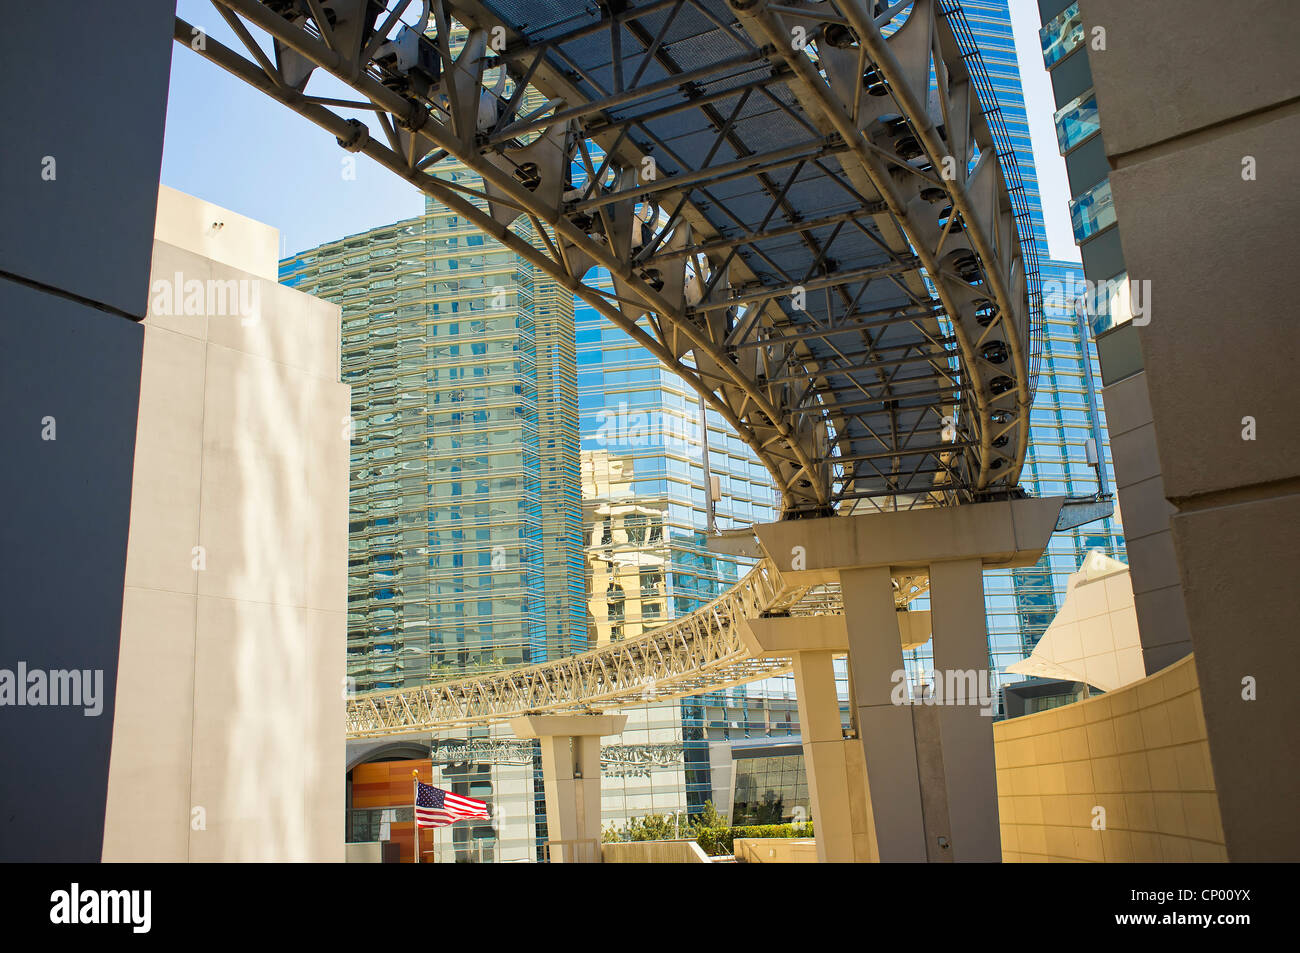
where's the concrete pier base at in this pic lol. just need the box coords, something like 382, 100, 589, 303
741, 615, 879, 862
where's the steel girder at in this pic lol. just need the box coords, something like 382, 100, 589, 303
184, 0, 1040, 516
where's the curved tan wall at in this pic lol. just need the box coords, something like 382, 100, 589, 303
995, 654, 1226, 862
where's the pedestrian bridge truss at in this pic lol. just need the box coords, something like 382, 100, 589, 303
345, 556, 931, 735
177, 0, 1043, 735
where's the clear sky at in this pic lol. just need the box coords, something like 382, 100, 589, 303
161, 0, 1078, 262
162, 0, 426, 258
1006, 0, 1080, 262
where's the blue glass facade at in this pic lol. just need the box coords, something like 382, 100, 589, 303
280, 181, 584, 693
900, 0, 1127, 704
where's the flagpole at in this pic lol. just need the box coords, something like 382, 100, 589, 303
412, 769, 420, 865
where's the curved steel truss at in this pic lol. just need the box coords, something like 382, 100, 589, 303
345, 556, 928, 736
347, 558, 784, 734
176, 0, 1042, 735
183, 0, 1040, 516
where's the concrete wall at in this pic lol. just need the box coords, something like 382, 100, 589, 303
733, 838, 819, 863
1099, 372, 1191, 673
996, 654, 1226, 863
153, 185, 281, 282
0, 0, 175, 861
101, 189, 348, 861
1080, 0, 1300, 861
601, 840, 711, 863
346, 842, 385, 863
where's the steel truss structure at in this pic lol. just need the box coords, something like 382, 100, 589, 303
184, 0, 1040, 516
346, 556, 930, 735
175, 0, 1042, 734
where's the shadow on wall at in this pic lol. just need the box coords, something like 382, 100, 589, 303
193, 261, 347, 861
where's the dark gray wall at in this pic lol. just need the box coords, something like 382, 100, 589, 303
1081, 0, 1300, 861
0, 0, 176, 860
0, 1, 177, 317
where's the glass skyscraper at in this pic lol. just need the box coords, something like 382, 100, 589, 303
281, 177, 584, 694
902, 0, 1127, 703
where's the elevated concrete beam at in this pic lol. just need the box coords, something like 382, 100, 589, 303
753, 497, 1064, 586
739, 611, 931, 658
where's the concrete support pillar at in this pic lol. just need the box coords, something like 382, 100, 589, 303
789, 651, 857, 862
509, 714, 627, 863
929, 558, 1000, 862
842, 566, 929, 862
752, 497, 1065, 864
739, 614, 876, 862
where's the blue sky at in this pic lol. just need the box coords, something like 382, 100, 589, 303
162, 0, 426, 257
161, 0, 1078, 261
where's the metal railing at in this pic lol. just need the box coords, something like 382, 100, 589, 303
939, 0, 1047, 402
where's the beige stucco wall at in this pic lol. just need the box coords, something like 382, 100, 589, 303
733, 838, 818, 863
153, 184, 281, 281
102, 189, 348, 861
996, 654, 1225, 862
601, 840, 711, 863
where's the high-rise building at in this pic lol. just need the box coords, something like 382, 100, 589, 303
575, 268, 788, 819
1033, 0, 1193, 674
893, 0, 1128, 709
281, 185, 584, 694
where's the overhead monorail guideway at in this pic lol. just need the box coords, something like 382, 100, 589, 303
176, 0, 1046, 736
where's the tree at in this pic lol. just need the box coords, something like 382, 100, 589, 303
695, 799, 727, 829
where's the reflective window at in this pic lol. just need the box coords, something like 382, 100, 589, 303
1080, 271, 1133, 337
1069, 178, 1116, 241
1040, 2, 1084, 68
1054, 89, 1099, 153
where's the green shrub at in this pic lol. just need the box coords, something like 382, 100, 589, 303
602, 801, 811, 855
695, 821, 814, 857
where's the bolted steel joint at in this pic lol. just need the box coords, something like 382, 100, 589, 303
336, 118, 370, 153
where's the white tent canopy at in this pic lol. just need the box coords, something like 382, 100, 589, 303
1006, 550, 1145, 693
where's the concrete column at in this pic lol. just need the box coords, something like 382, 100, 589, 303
842, 566, 928, 862
509, 714, 627, 863
791, 651, 853, 862
752, 497, 1064, 864
841, 731, 878, 862
739, 614, 875, 862
928, 557, 1000, 862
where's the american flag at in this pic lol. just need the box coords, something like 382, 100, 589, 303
415, 781, 490, 829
